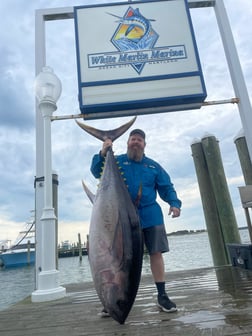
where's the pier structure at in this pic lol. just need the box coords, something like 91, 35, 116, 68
1, 266, 252, 335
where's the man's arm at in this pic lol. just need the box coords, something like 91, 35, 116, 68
90, 139, 113, 178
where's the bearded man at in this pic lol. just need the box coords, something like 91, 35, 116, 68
91, 129, 181, 315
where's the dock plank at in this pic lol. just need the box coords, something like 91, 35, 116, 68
0, 266, 252, 335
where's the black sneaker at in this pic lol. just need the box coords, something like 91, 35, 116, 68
157, 294, 177, 313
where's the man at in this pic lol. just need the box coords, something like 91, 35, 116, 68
91, 129, 181, 313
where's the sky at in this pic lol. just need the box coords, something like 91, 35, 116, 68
0, 0, 251, 246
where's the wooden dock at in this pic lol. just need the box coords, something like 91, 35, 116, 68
0, 266, 252, 335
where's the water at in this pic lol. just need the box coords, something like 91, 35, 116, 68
0, 230, 250, 311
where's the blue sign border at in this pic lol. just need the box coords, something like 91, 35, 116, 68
74, 0, 207, 118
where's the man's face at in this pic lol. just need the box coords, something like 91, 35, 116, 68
127, 134, 146, 161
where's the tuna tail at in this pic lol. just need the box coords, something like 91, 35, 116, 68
75, 116, 136, 142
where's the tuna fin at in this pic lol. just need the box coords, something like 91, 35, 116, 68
134, 183, 142, 208
75, 116, 137, 142
82, 180, 95, 204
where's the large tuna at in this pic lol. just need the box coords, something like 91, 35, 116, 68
76, 118, 143, 324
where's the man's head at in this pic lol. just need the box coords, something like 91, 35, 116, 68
127, 129, 146, 162
129, 129, 146, 140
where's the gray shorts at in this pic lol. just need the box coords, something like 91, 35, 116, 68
143, 224, 169, 255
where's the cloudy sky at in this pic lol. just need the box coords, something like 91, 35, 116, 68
0, 0, 251, 245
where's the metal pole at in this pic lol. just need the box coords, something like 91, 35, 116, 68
214, 0, 252, 161
34, 9, 46, 290
34, 6, 73, 290
32, 66, 65, 302
32, 97, 65, 302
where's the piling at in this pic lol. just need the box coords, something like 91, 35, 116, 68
201, 135, 241, 246
78, 233, 82, 261
234, 131, 252, 185
27, 240, 31, 265
191, 140, 229, 266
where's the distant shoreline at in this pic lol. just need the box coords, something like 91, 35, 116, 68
167, 229, 206, 237
167, 226, 248, 237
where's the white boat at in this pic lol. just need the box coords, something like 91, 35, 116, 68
0, 212, 35, 268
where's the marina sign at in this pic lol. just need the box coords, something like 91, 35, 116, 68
74, 0, 207, 119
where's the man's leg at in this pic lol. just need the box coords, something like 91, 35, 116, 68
150, 252, 177, 313
150, 252, 165, 282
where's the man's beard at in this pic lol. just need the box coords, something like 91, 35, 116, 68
127, 147, 144, 162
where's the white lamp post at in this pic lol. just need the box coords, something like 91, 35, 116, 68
32, 66, 66, 302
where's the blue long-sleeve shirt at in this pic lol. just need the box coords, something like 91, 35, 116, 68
91, 153, 182, 229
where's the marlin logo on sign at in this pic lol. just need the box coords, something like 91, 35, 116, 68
108, 7, 159, 74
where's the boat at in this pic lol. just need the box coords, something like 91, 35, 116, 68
0, 212, 35, 268
0, 239, 10, 252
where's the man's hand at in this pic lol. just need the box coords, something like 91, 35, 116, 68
168, 207, 181, 218
101, 138, 113, 157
